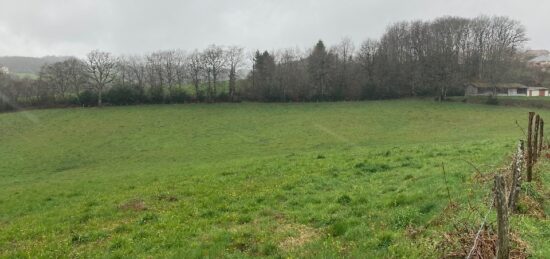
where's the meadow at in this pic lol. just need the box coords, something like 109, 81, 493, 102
0, 100, 548, 258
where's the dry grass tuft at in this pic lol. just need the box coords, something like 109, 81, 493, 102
118, 199, 147, 212
440, 226, 528, 259
277, 223, 320, 251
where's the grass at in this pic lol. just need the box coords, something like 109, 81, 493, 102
0, 100, 548, 258
452, 95, 550, 109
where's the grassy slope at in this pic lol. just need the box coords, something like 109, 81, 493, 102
0, 100, 547, 258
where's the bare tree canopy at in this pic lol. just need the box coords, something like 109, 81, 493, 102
0, 15, 538, 111
86, 50, 117, 106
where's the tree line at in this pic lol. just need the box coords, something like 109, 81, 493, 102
0, 15, 538, 111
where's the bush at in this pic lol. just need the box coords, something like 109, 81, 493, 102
486, 96, 499, 105
216, 92, 231, 102
148, 87, 165, 104
105, 86, 143, 105
168, 89, 191, 103
76, 90, 98, 107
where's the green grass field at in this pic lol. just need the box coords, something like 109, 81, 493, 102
0, 100, 548, 258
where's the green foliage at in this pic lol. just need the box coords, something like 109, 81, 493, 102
168, 88, 191, 103
105, 85, 144, 105
75, 90, 98, 106
486, 96, 499, 105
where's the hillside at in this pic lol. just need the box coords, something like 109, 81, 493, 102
0, 55, 72, 74
0, 101, 548, 257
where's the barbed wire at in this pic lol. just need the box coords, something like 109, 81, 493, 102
466, 196, 495, 259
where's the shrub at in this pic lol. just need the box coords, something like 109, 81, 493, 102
216, 92, 231, 102
76, 90, 98, 106
148, 87, 165, 104
105, 86, 143, 105
486, 96, 499, 105
168, 88, 191, 103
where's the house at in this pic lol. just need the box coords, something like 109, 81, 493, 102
465, 82, 549, 97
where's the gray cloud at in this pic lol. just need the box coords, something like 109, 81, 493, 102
0, 0, 548, 57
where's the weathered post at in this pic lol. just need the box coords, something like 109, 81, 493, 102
508, 140, 524, 211
539, 119, 544, 156
495, 174, 510, 259
533, 115, 540, 163
526, 112, 534, 182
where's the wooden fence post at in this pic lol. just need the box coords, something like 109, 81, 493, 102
533, 115, 540, 163
539, 119, 544, 156
527, 112, 534, 182
508, 140, 524, 211
495, 174, 510, 259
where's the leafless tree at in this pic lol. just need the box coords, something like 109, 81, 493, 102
125, 55, 147, 92
202, 45, 227, 100
86, 50, 117, 106
225, 46, 244, 101
41, 62, 70, 99
187, 50, 205, 100
65, 58, 88, 102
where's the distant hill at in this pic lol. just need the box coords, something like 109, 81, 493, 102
0, 56, 73, 75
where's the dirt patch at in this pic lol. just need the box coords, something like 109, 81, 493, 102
118, 199, 147, 212
226, 213, 321, 253
277, 223, 320, 251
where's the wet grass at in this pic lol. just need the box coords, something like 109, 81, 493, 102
0, 100, 548, 257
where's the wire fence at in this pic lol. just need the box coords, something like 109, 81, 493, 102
464, 111, 544, 259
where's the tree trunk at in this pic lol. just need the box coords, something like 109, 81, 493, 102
98, 88, 103, 107
213, 72, 217, 100
229, 67, 236, 101
194, 82, 200, 101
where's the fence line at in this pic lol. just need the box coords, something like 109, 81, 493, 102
464, 111, 545, 259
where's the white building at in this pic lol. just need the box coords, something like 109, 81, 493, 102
0, 66, 8, 74
465, 82, 549, 97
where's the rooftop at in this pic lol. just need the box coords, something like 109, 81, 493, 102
467, 82, 528, 89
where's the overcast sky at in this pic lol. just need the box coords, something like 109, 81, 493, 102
0, 0, 548, 57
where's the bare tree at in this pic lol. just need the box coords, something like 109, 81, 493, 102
225, 46, 244, 101
65, 58, 88, 103
86, 50, 117, 106
174, 50, 187, 89
126, 55, 147, 92
202, 45, 227, 100
332, 37, 355, 98
41, 62, 70, 100
187, 50, 204, 100
160, 50, 178, 98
